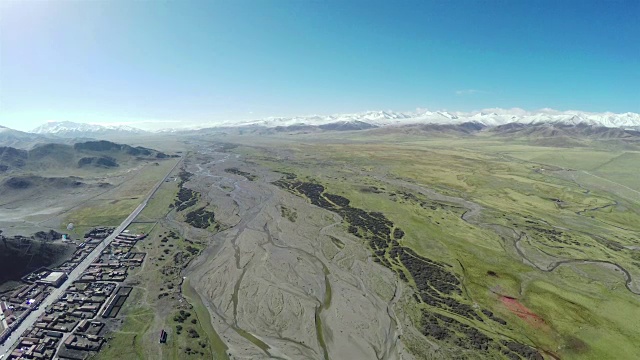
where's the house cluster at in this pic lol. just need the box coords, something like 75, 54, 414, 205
0, 284, 49, 346
0, 228, 114, 348
56, 228, 115, 274
22, 270, 67, 289
12, 282, 116, 360
79, 236, 146, 283
6, 229, 147, 360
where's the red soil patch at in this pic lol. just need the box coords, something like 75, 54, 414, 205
500, 296, 547, 328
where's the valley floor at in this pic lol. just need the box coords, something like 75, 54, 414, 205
170, 134, 640, 359
70, 132, 640, 360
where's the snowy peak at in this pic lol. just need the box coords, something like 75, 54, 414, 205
31, 121, 146, 137
220, 109, 640, 130
22, 109, 640, 135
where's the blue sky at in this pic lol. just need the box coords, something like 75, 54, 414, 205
1, 0, 638, 131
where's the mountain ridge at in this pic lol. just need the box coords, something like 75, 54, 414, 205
213, 109, 640, 129
14, 108, 640, 135
0, 140, 172, 173
31, 121, 146, 137
0, 125, 45, 148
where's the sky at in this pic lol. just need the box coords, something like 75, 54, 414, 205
0, 0, 639, 131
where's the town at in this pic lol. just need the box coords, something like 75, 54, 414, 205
0, 227, 147, 359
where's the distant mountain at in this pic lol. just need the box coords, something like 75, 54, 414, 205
371, 122, 487, 137
188, 120, 380, 136
0, 125, 46, 148
489, 122, 640, 140
208, 109, 640, 130
20, 109, 640, 137
318, 120, 378, 131
31, 121, 147, 138
0, 140, 172, 173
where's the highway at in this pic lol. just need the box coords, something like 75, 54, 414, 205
0, 158, 182, 357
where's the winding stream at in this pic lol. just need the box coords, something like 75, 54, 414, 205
373, 175, 640, 297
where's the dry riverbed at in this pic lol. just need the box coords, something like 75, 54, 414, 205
183, 146, 415, 360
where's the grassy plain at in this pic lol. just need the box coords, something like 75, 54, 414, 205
62, 158, 179, 235
229, 133, 640, 359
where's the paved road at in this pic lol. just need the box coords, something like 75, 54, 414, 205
0, 158, 182, 357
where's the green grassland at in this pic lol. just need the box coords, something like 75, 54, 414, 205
62, 158, 179, 235
134, 178, 180, 222
230, 134, 640, 359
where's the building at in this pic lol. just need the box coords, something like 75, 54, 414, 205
37, 272, 68, 288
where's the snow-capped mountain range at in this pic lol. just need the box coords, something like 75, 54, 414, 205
214, 108, 640, 129
31, 121, 146, 137
20, 109, 640, 136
